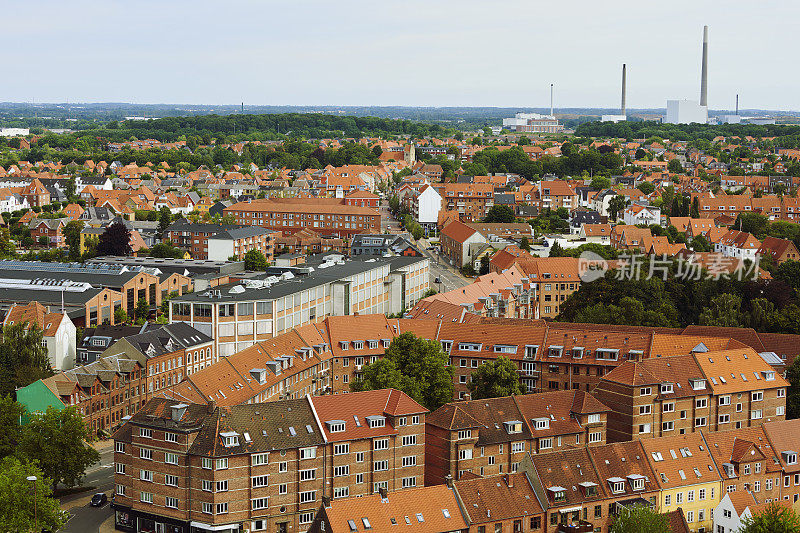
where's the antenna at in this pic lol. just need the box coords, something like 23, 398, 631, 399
700, 25, 709, 107
550, 83, 554, 117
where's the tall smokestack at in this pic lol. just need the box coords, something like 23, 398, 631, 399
700, 25, 709, 107
736, 94, 739, 115
620, 64, 627, 115
550, 83, 554, 117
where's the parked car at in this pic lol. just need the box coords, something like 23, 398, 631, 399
90, 492, 108, 507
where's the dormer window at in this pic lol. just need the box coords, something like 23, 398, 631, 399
368, 340, 378, 349
220, 431, 239, 447
494, 345, 517, 354
578, 481, 598, 497
763, 371, 775, 381
783, 451, 798, 465
533, 417, 549, 430
524, 345, 538, 359
504, 421, 523, 434
608, 478, 625, 494
327, 420, 346, 433
660, 383, 674, 394
353, 341, 364, 350
627, 474, 645, 491
382, 339, 391, 349
548, 346, 563, 357
572, 347, 584, 359
366, 416, 385, 428
548, 486, 566, 502
689, 379, 707, 391
459, 342, 482, 352
339, 341, 348, 350
596, 348, 619, 361
441, 341, 453, 353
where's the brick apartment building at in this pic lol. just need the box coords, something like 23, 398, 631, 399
224, 198, 380, 238
435, 183, 494, 222
166, 220, 275, 262
592, 348, 788, 443
112, 389, 426, 533
424, 390, 609, 485
16, 323, 213, 433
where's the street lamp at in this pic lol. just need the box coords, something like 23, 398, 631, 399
26, 475, 38, 532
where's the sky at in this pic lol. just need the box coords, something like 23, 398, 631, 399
4, 0, 798, 111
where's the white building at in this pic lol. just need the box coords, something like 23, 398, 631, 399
502, 112, 564, 133
664, 100, 708, 124
601, 114, 627, 123
622, 204, 661, 226
0, 192, 30, 213
0, 127, 30, 137
714, 230, 762, 262
411, 183, 442, 234
2, 302, 76, 371
713, 492, 758, 533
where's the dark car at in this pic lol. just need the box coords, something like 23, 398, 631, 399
90, 493, 108, 507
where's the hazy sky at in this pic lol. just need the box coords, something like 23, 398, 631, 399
5, 0, 797, 110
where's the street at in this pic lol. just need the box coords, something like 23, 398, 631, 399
58, 442, 115, 533
418, 240, 470, 294
379, 202, 401, 234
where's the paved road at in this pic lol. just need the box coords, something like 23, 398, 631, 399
379, 203, 401, 234
59, 444, 115, 533
418, 242, 471, 294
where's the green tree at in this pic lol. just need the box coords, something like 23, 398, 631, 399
38, 235, 48, 246
637, 181, 655, 195
0, 457, 68, 532
467, 356, 524, 400
690, 196, 700, 218
775, 260, 800, 292
590, 176, 611, 189
134, 298, 150, 324
371, 145, 383, 157
699, 293, 744, 327
0, 227, 14, 257
483, 204, 516, 223
351, 332, 453, 410
549, 240, 566, 257
63, 219, 84, 261
114, 307, 128, 324
96, 221, 132, 256
0, 396, 24, 458
18, 406, 99, 489
667, 159, 683, 173
610, 504, 670, 533
157, 207, 173, 236
0, 323, 53, 397
65, 176, 77, 201
520, 236, 530, 251
244, 249, 269, 271
786, 356, 800, 419
608, 194, 629, 221
740, 502, 800, 532
690, 234, 710, 252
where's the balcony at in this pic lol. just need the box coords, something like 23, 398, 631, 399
558, 521, 594, 533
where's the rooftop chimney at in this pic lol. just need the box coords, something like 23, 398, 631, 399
700, 25, 709, 107
445, 474, 454, 488
620, 64, 627, 116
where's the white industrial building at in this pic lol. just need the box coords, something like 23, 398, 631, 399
665, 99, 709, 124
502, 112, 564, 133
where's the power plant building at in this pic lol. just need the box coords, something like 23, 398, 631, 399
503, 112, 564, 133
664, 25, 710, 124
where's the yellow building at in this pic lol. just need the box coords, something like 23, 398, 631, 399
642, 433, 722, 532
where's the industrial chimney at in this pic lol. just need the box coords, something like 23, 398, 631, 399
550, 83, 554, 117
700, 25, 709, 107
736, 94, 739, 115
620, 64, 627, 116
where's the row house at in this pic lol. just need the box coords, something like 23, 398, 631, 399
166, 220, 274, 261
274, 228, 347, 256
224, 198, 380, 238
16, 323, 212, 432
424, 390, 609, 486
592, 347, 788, 443
112, 389, 426, 533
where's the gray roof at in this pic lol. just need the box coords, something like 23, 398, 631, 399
172, 255, 427, 305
